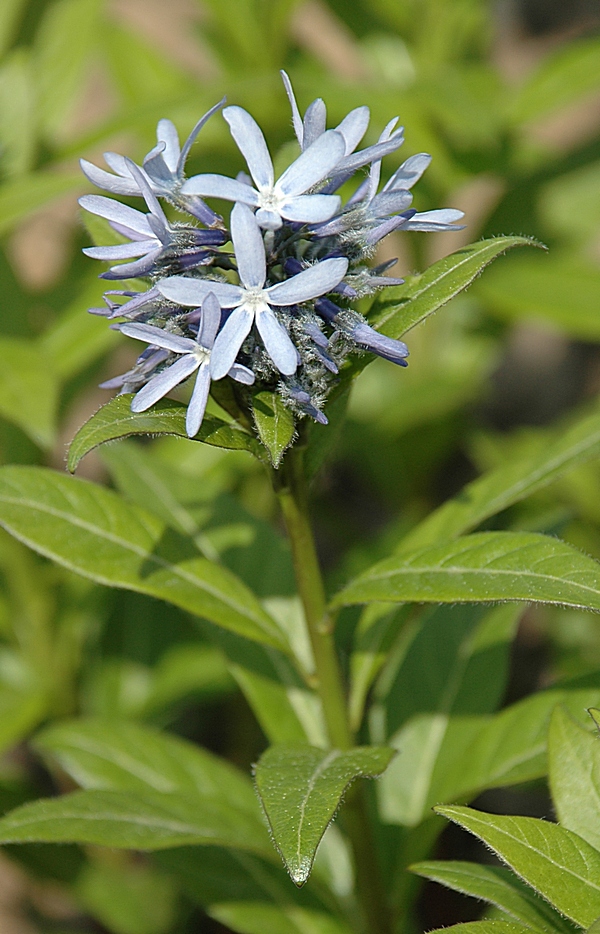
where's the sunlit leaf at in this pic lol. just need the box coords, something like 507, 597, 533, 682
254, 744, 395, 885
333, 531, 600, 614
0, 339, 59, 448
251, 391, 295, 468
0, 466, 286, 649
437, 805, 600, 927
68, 396, 264, 472
548, 706, 600, 852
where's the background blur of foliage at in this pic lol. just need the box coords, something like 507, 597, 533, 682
0, 0, 600, 930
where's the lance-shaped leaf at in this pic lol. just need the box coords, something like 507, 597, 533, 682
251, 391, 295, 468
0, 789, 272, 855
0, 466, 285, 650
253, 744, 395, 885
437, 805, 600, 927
548, 705, 600, 852
367, 237, 539, 339
428, 924, 533, 934
411, 861, 573, 933
332, 531, 600, 613
400, 408, 600, 554
68, 395, 264, 472
34, 719, 261, 822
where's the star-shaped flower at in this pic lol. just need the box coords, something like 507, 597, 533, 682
156, 203, 349, 377
80, 161, 224, 279
119, 293, 254, 437
181, 106, 346, 230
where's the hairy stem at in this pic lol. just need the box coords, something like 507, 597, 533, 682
274, 445, 390, 934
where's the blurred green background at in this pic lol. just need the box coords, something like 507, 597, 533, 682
0, 0, 600, 930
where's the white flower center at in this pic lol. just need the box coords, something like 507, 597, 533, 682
191, 345, 210, 364
256, 186, 284, 213
242, 286, 269, 311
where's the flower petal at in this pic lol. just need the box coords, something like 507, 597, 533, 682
157, 276, 243, 308
230, 202, 266, 288
186, 363, 211, 437
256, 307, 298, 375
277, 130, 345, 196
120, 322, 196, 354
335, 131, 404, 175
101, 250, 163, 280
210, 305, 254, 379
198, 292, 221, 348
384, 153, 432, 191
125, 160, 169, 227
78, 195, 154, 238
335, 106, 369, 155
181, 173, 258, 205
103, 152, 130, 175
83, 240, 158, 260
223, 106, 274, 189
281, 193, 341, 224
228, 363, 255, 385
280, 70, 304, 146
79, 159, 139, 196
369, 190, 413, 217
403, 208, 465, 231
178, 97, 226, 175
266, 256, 349, 306
255, 209, 282, 230
131, 354, 199, 411
156, 119, 180, 173
302, 98, 327, 149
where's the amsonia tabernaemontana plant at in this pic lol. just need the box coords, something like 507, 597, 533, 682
0, 69, 599, 934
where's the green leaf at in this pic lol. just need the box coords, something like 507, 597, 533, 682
0, 169, 82, 236
411, 861, 572, 934
332, 531, 600, 614
77, 862, 176, 934
0, 51, 36, 177
434, 681, 600, 801
349, 603, 409, 734
0, 686, 47, 755
437, 804, 600, 927
367, 237, 539, 340
68, 395, 264, 472
252, 391, 295, 468
548, 706, 600, 852
0, 466, 286, 650
508, 36, 600, 124
209, 901, 352, 934
373, 605, 520, 826
400, 408, 600, 554
0, 339, 58, 448
0, 789, 272, 854
253, 744, 395, 885
476, 254, 600, 342
0, 0, 27, 57
427, 924, 533, 934
34, 719, 261, 822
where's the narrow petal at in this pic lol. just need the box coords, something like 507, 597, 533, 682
255, 209, 282, 230
101, 249, 163, 280
156, 119, 180, 172
125, 160, 169, 227
384, 153, 432, 191
178, 97, 226, 175
157, 276, 243, 308
120, 322, 196, 354
277, 130, 346, 196
79, 159, 139, 196
199, 292, 221, 348
230, 202, 266, 288
223, 106, 274, 189
335, 106, 370, 155
366, 117, 400, 201
210, 305, 254, 379
186, 363, 211, 436
403, 209, 465, 231
256, 307, 298, 375
266, 257, 349, 306
83, 241, 158, 260
143, 145, 173, 185
228, 363, 255, 385
280, 70, 304, 146
78, 195, 154, 238
302, 98, 327, 149
369, 190, 413, 217
103, 152, 130, 175
281, 193, 341, 224
335, 131, 404, 174
131, 355, 199, 411
181, 173, 258, 205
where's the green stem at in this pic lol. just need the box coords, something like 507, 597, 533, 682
274, 445, 391, 934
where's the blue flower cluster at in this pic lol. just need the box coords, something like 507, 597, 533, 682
80, 73, 464, 436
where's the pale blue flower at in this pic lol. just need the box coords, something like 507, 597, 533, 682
120, 293, 254, 437
157, 203, 348, 377
181, 106, 345, 230
80, 100, 225, 225
80, 161, 225, 279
